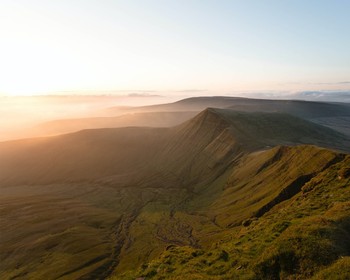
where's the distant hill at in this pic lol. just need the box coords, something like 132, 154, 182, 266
32, 111, 198, 136
107, 96, 350, 119
107, 96, 350, 136
26, 97, 350, 139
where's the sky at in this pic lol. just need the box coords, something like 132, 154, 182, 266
0, 0, 350, 96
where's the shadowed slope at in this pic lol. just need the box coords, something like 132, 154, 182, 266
0, 127, 167, 186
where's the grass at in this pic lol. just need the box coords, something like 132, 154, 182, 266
0, 183, 121, 279
111, 153, 350, 280
311, 257, 350, 280
2, 146, 348, 279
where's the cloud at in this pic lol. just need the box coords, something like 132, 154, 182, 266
176, 89, 208, 93
127, 93, 162, 97
313, 81, 350, 85
291, 91, 350, 102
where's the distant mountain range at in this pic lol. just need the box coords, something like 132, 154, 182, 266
31, 96, 350, 137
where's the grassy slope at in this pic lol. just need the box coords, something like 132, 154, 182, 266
0, 183, 120, 279
196, 145, 342, 228
116, 155, 350, 280
0, 183, 192, 279
107, 145, 348, 278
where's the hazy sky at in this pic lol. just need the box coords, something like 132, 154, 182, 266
1, 0, 349, 96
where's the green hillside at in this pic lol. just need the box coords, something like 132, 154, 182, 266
114, 154, 350, 280
0, 108, 349, 279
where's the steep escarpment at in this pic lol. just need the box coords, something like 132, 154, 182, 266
202, 108, 350, 152
151, 108, 349, 186
116, 154, 350, 280
187, 145, 345, 229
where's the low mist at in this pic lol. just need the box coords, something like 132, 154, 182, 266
0, 95, 181, 142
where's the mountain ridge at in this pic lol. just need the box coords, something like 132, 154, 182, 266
1, 105, 350, 280
1, 108, 349, 187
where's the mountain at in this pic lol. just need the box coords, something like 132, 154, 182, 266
0, 107, 349, 280
1, 108, 348, 187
